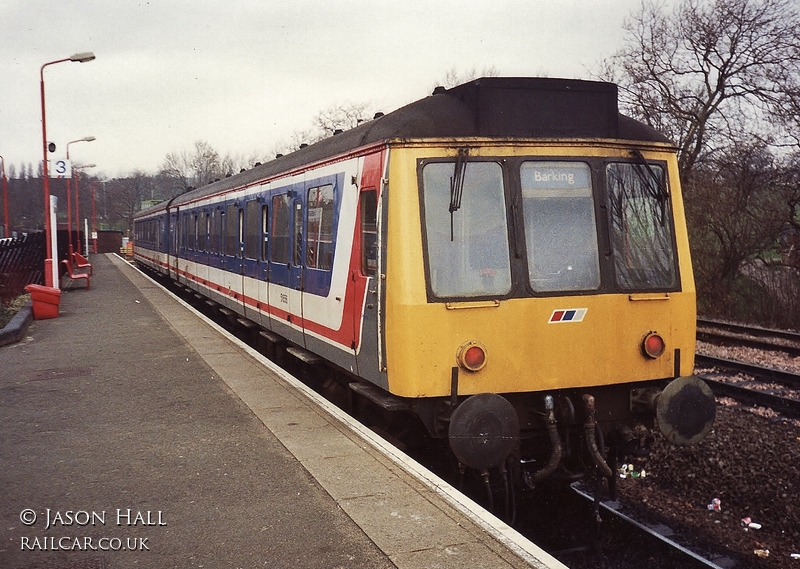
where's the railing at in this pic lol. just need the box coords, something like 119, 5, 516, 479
0, 232, 45, 305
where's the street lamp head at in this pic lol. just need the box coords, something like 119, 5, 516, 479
83, 136, 96, 142
69, 52, 96, 63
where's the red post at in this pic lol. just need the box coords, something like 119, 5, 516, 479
65, 177, 73, 254
0, 155, 8, 237
74, 172, 81, 254
40, 60, 63, 286
39, 52, 95, 288
91, 182, 97, 253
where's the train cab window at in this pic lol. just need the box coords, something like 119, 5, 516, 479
306, 184, 334, 270
360, 190, 378, 276
225, 204, 238, 256
520, 161, 601, 292
271, 194, 291, 265
421, 161, 511, 298
606, 162, 678, 290
244, 199, 261, 260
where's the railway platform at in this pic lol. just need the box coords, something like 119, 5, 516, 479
0, 254, 566, 569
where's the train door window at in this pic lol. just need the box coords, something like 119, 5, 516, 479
225, 204, 238, 256
520, 161, 601, 292
421, 160, 511, 298
238, 209, 244, 258
292, 200, 303, 266
306, 184, 334, 270
271, 194, 291, 265
606, 162, 677, 290
213, 207, 222, 254
206, 210, 214, 251
360, 190, 378, 276
198, 211, 207, 251
181, 213, 189, 249
261, 204, 269, 261
190, 214, 197, 250
244, 199, 260, 260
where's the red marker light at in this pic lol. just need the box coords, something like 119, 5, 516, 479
642, 332, 665, 358
457, 341, 487, 372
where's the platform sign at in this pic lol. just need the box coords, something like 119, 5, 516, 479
49, 158, 72, 179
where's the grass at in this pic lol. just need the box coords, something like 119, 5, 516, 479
0, 294, 31, 329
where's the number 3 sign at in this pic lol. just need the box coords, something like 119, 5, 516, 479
50, 158, 72, 178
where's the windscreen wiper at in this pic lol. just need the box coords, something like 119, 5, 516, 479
449, 148, 469, 241
630, 149, 669, 225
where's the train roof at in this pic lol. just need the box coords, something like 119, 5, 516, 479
139, 77, 671, 215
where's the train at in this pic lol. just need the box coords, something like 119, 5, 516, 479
134, 77, 716, 494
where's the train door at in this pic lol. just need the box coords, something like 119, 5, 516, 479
353, 149, 388, 385
168, 207, 179, 280
290, 196, 306, 342
222, 202, 244, 312
354, 187, 379, 341
242, 194, 269, 326
268, 189, 305, 346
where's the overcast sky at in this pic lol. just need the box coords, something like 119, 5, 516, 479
1, 0, 659, 179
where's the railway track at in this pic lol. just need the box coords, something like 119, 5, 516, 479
697, 318, 800, 357
568, 482, 735, 569
695, 319, 800, 417
696, 358, 800, 417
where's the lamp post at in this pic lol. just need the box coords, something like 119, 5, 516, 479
91, 182, 98, 253
65, 137, 95, 255
40, 51, 95, 288
0, 155, 8, 237
73, 163, 96, 255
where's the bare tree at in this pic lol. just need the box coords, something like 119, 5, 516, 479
158, 140, 233, 194
433, 66, 500, 91
606, 0, 800, 182
313, 101, 374, 137
687, 144, 788, 289
111, 170, 156, 232
600, 0, 800, 324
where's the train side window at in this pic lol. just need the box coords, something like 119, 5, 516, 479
360, 190, 378, 276
606, 162, 677, 290
421, 161, 511, 298
520, 161, 601, 292
271, 194, 291, 265
225, 204, 238, 256
244, 199, 260, 260
306, 184, 334, 270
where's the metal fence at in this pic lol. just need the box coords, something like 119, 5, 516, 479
0, 232, 45, 306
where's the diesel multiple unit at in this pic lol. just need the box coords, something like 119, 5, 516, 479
134, 77, 716, 487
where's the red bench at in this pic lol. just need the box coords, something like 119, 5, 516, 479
73, 252, 93, 276
60, 253, 92, 289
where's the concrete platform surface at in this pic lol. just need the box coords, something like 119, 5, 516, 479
0, 254, 566, 569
